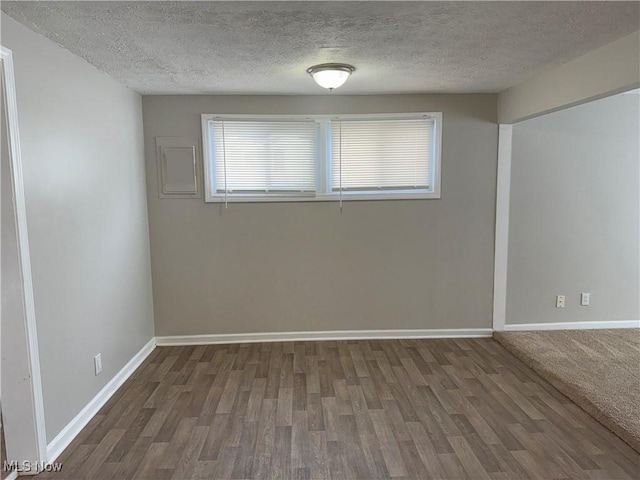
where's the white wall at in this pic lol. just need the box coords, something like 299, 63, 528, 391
506, 92, 640, 326
1, 14, 154, 442
143, 94, 498, 336
498, 30, 640, 123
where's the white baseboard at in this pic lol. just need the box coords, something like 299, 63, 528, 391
46, 338, 156, 463
503, 320, 640, 332
155, 328, 493, 346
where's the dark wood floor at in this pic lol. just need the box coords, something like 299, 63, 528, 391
38, 339, 639, 479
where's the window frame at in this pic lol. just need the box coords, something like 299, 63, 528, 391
201, 112, 442, 203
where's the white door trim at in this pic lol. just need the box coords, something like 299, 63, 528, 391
492, 124, 513, 331
1, 45, 48, 463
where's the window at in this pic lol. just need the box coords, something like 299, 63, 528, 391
202, 113, 441, 202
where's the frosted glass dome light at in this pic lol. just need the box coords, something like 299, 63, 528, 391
307, 63, 355, 91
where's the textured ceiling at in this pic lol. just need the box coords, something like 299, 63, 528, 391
2, 1, 639, 95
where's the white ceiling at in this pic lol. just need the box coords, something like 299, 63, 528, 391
2, 1, 639, 95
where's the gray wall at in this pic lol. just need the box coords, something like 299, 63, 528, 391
1, 14, 155, 442
506, 92, 640, 325
142, 94, 498, 336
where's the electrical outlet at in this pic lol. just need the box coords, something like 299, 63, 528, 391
94, 353, 102, 376
581, 292, 590, 306
556, 295, 565, 309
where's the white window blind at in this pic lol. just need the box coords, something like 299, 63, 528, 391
330, 118, 433, 192
210, 120, 317, 195
202, 113, 441, 202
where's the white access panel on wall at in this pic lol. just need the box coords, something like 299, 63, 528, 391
156, 136, 201, 198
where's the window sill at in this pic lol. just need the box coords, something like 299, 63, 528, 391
204, 192, 441, 203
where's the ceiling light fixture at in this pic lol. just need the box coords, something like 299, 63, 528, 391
307, 63, 355, 91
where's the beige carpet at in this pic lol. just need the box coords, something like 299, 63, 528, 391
494, 328, 640, 453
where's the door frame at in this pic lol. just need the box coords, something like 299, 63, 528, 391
492, 124, 512, 332
1, 44, 48, 465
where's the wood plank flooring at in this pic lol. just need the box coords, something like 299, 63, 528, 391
37, 339, 640, 479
